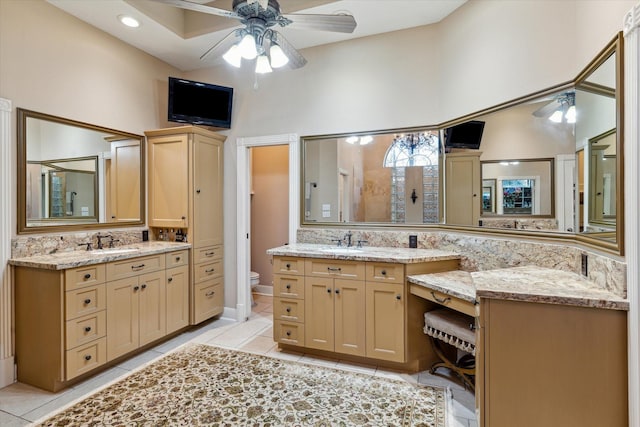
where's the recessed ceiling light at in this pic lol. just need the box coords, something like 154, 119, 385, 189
118, 15, 140, 28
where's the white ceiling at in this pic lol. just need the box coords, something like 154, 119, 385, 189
47, 0, 466, 71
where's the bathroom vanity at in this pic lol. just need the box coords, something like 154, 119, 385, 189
10, 242, 190, 392
266, 244, 461, 370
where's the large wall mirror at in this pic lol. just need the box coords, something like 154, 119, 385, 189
301, 33, 623, 255
17, 109, 145, 233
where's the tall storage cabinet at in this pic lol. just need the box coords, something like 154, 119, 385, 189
146, 126, 226, 324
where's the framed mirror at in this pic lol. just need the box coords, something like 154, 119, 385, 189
17, 109, 145, 233
300, 33, 623, 255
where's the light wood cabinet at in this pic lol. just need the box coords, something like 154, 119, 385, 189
14, 250, 189, 392
146, 126, 226, 324
272, 255, 459, 369
445, 152, 481, 226
108, 139, 141, 222
478, 298, 627, 427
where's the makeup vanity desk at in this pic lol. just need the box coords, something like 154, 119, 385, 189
408, 266, 629, 427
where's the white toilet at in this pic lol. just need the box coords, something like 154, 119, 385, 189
250, 271, 260, 307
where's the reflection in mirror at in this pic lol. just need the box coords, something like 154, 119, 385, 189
303, 130, 441, 224
481, 159, 554, 216
18, 109, 145, 233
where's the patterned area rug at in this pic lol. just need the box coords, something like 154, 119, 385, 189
38, 344, 448, 426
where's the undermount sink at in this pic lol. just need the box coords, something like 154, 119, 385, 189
319, 247, 364, 254
89, 248, 139, 255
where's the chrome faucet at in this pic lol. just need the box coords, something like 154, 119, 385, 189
344, 230, 353, 247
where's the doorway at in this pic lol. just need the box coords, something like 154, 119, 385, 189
236, 134, 299, 321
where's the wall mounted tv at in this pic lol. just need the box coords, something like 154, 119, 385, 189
168, 77, 233, 129
444, 120, 485, 150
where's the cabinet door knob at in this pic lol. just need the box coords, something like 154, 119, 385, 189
395, 295, 401, 300
196, 189, 201, 194
84, 326, 92, 332
335, 289, 340, 294
111, 215, 116, 219
168, 277, 173, 283
133, 286, 140, 291
84, 298, 91, 305
181, 216, 186, 220
141, 284, 147, 289
327, 288, 332, 293
381, 270, 387, 276
84, 355, 92, 361
84, 273, 92, 280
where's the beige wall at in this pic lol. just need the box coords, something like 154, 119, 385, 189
250, 145, 289, 290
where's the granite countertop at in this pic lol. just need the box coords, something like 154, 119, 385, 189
8, 241, 191, 270
266, 243, 461, 264
408, 265, 628, 311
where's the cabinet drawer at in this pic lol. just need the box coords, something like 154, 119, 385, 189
66, 337, 107, 380
365, 262, 404, 284
273, 256, 304, 275
65, 284, 106, 320
305, 259, 365, 280
194, 245, 223, 264
106, 254, 165, 281
274, 297, 305, 323
165, 250, 188, 268
193, 279, 223, 324
273, 275, 304, 299
65, 264, 106, 291
65, 311, 106, 350
194, 259, 223, 283
274, 320, 305, 346
424, 289, 477, 317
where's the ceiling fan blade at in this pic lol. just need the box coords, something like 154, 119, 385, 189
280, 13, 357, 33
532, 99, 562, 118
200, 29, 241, 62
152, 0, 242, 20
272, 32, 307, 69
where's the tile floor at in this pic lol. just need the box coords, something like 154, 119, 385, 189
0, 294, 477, 426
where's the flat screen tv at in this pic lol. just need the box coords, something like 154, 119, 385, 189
444, 120, 485, 150
168, 77, 233, 129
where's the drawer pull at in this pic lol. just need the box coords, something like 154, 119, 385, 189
396, 295, 402, 301
168, 277, 173, 283
327, 267, 342, 272
286, 307, 291, 313
285, 263, 291, 269
205, 251, 215, 257
133, 286, 140, 291
205, 268, 215, 273
431, 291, 451, 304
205, 291, 215, 297
285, 284, 291, 290
84, 326, 92, 332
84, 273, 92, 280
84, 355, 92, 361
141, 284, 147, 289
131, 264, 145, 270
84, 298, 92, 305
381, 270, 387, 276
286, 331, 291, 337
175, 257, 181, 262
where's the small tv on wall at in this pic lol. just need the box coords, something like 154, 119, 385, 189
444, 120, 485, 150
168, 77, 233, 129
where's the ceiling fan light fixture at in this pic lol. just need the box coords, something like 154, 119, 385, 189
269, 44, 289, 68
549, 110, 564, 123
238, 34, 258, 60
255, 55, 273, 74
565, 105, 576, 123
223, 45, 242, 68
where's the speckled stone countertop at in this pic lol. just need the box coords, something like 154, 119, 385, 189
408, 266, 628, 311
8, 241, 191, 270
266, 243, 461, 264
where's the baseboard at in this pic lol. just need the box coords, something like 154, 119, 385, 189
253, 284, 273, 295
0, 356, 15, 388
222, 306, 237, 321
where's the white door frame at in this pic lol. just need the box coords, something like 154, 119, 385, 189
236, 134, 299, 321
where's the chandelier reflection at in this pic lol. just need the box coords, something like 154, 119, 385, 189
383, 131, 440, 167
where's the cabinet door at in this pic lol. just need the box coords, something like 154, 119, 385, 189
138, 271, 166, 346
106, 277, 139, 361
148, 134, 189, 227
192, 135, 223, 248
365, 282, 405, 362
304, 277, 334, 352
109, 139, 141, 222
166, 265, 189, 334
334, 279, 365, 356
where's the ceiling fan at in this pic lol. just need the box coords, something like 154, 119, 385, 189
153, 0, 357, 72
532, 91, 576, 123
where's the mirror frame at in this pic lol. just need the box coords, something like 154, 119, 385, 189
300, 32, 624, 255
17, 109, 146, 234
